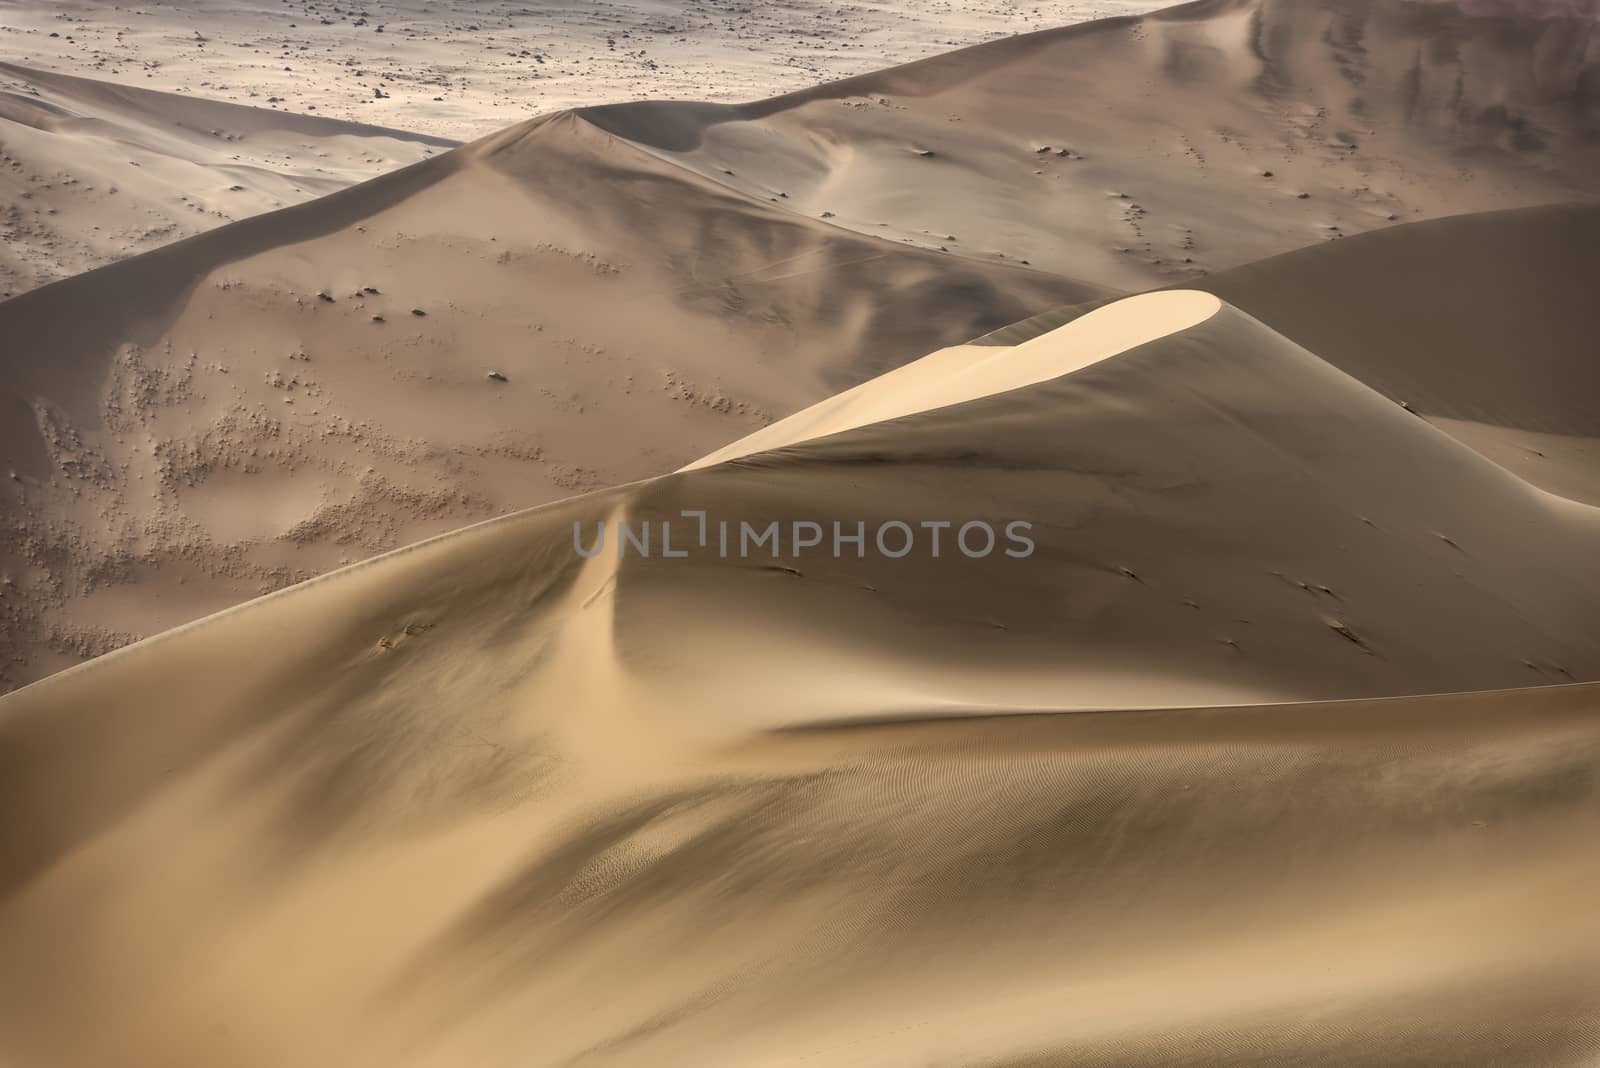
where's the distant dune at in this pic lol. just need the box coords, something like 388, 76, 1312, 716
585, 0, 1600, 289
0, 0, 1169, 295
0, 0, 1177, 292
0, 0, 1165, 139
0, 61, 454, 296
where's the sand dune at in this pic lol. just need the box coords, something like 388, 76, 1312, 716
6, 0, 1593, 693
587, 0, 1600, 288
1, 0, 1597, 1061
2, 0, 1599, 1052
0, 106, 1100, 690
5, 0, 1597, 691
8, 0, 1592, 290
3, 286, 1599, 1064
0, 61, 454, 296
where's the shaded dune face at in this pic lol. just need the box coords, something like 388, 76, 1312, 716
2, 291, 1599, 1065
967, 202, 1600, 504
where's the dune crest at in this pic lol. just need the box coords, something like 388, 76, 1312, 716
688, 289, 1221, 469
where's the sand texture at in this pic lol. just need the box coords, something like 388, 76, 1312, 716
1, 0, 1599, 1062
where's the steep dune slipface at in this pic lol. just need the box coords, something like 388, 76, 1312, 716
0, 62, 456, 297
2, 291, 1598, 1066
1197, 201, 1600, 505
585, 0, 1600, 290
0, 109, 1102, 691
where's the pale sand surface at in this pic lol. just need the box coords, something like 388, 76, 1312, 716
3, 287, 1599, 1064
0, 60, 454, 296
